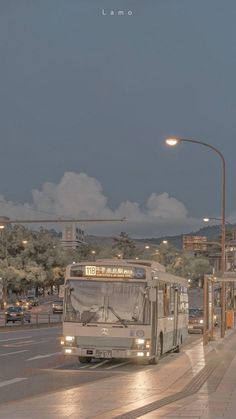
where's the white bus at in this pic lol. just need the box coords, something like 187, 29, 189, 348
61, 259, 188, 364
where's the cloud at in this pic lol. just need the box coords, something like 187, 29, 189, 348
0, 172, 203, 237
146, 192, 188, 219
32, 172, 113, 218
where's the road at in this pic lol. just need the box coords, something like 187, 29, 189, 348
0, 326, 201, 406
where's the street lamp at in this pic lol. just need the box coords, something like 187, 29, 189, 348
203, 217, 230, 225
145, 245, 150, 249
162, 240, 168, 244
166, 136, 226, 337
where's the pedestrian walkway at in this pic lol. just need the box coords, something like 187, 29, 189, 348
0, 329, 236, 418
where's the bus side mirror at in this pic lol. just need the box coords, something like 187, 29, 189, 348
149, 288, 157, 302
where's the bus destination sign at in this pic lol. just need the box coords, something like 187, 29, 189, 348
70, 265, 146, 279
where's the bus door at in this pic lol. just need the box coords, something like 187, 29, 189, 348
150, 287, 158, 358
173, 286, 179, 347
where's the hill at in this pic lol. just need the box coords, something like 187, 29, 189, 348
85, 223, 236, 250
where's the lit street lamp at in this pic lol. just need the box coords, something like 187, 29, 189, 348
203, 217, 230, 225
166, 136, 226, 337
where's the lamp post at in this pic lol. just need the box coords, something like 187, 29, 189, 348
166, 137, 226, 337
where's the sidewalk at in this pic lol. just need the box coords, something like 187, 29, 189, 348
1, 328, 236, 418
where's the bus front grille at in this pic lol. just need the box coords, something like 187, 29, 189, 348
76, 336, 132, 349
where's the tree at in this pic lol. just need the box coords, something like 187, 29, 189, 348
112, 232, 136, 259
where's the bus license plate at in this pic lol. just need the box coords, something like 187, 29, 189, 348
95, 350, 112, 358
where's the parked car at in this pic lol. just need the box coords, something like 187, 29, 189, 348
5, 306, 31, 323
52, 300, 63, 314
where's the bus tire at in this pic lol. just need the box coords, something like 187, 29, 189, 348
149, 334, 162, 365
78, 356, 92, 364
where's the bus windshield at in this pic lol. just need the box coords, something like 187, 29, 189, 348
64, 280, 150, 325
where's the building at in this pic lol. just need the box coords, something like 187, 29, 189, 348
183, 235, 208, 252
61, 224, 85, 249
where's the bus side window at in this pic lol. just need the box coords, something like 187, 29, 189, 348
170, 286, 175, 315
158, 282, 164, 317
164, 284, 170, 316
179, 287, 188, 313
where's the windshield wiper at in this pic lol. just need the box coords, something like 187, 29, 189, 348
108, 306, 128, 327
82, 306, 104, 325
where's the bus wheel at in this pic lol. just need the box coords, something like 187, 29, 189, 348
78, 356, 92, 364
149, 334, 162, 365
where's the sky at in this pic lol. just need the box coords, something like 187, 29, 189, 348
0, 0, 236, 238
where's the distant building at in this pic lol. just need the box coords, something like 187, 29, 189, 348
183, 235, 208, 252
61, 224, 85, 249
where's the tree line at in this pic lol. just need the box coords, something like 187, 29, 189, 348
0, 227, 213, 304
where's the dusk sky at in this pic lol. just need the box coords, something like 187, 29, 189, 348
1, 1, 236, 237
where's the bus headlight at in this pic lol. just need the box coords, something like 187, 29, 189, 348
65, 336, 75, 342
134, 339, 150, 350
136, 338, 145, 345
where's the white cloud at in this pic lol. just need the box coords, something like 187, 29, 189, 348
146, 192, 188, 219
32, 172, 113, 218
0, 172, 203, 237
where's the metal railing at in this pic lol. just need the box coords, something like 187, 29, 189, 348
0, 312, 62, 328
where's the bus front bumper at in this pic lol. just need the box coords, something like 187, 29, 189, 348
62, 346, 151, 359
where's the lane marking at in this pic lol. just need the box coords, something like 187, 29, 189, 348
89, 360, 110, 369
3, 340, 36, 347
0, 336, 32, 343
79, 364, 91, 369
0, 325, 61, 334
27, 352, 61, 361
3, 339, 51, 348
0, 350, 29, 357
0, 378, 27, 388
105, 361, 130, 370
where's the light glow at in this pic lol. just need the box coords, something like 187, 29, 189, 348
65, 348, 72, 354
65, 336, 75, 342
165, 138, 179, 146
137, 352, 144, 357
136, 339, 145, 345
203, 218, 210, 222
